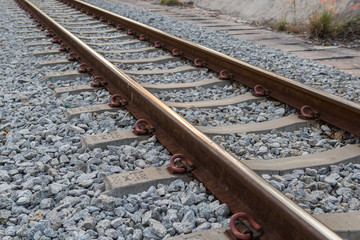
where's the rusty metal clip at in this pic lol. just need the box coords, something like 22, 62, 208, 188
78, 63, 91, 73
219, 70, 231, 80
59, 44, 67, 51
301, 105, 319, 119
172, 49, 182, 57
154, 41, 162, 48
127, 29, 133, 35
51, 37, 59, 43
169, 154, 194, 174
228, 212, 263, 240
116, 24, 123, 30
134, 119, 155, 135
194, 58, 204, 67
68, 52, 78, 61
139, 34, 146, 41
91, 76, 106, 87
109, 94, 127, 107
253, 84, 270, 97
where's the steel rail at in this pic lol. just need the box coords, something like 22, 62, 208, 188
16, 0, 342, 239
62, 0, 360, 137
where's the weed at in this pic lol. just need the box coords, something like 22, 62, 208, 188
275, 19, 288, 31
159, 0, 180, 6
308, 9, 336, 38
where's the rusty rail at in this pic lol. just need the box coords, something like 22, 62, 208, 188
15, 0, 342, 239
65, 0, 359, 137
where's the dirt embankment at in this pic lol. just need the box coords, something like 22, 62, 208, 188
191, 0, 360, 23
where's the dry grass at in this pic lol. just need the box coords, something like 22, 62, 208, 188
308, 9, 336, 38
159, 0, 180, 6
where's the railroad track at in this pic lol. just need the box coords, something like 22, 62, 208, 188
1, 0, 360, 239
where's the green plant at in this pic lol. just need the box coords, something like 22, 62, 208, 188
308, 9, 336, 38
159, 0, 180, 6
275, 17, 288, 31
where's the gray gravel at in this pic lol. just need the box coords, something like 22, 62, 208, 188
173, 100, 296, 126
0, 2, 230, 239
154, 83, 248, 102
132, 69, 215, 84
115, 60, 188, 71
264, 163, 360, 214
103, 50, 168, 60
213, 124, 359, 160
82, 0, 360, 103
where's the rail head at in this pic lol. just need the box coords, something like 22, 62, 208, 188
16, 0, 343, 239
66, 0, 360, 137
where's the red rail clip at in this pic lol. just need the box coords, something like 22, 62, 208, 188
68, 52, 78, 61
91, 76, 106, 87
139, 34, 146, 41
253, 84, 270, 96
116, 24, 123, 30
127, 29, 133, 35
78, 63, 90, 73
194, 58, 203, 67
59, 44, 67, 51
109, 94, 127, 107
172, 49, 182, 57
230, 212, 262, 240
134, 119, 155, 135
169, 154, 194, 173
154, 41, 162, 48
51, 37, 59, 43
219, 70, 231, 80
301, 105, 318, 119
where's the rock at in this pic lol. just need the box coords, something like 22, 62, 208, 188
143, 226, 159, 239
32, 189, 50, 205
91, 195, 115, 211
0, 210, 11, 224
198, 203, 213, 220
269, 180, 284, 191
181, 210, 196, 229
82, 217, 96, 230
180, 192, 195, 205
105, 228, 119, 239
305, 168, 317, 176
43, 228, 57, 238
111, 218, 124, 228
5, 225, 17, 236
132, 229, 143, 240
0, 183, 11, 192
215, 204, 229, 218
149, 219, 167, 238
324, 176, 337, 187
16, 196, 31, 205
0, 194, 13, 209
336, 187, 351, 196
49, 183, 66, 195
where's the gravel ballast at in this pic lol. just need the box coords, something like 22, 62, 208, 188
264, 163, 360, 214
82, 0, 360, 103
0, 2, 231, 239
